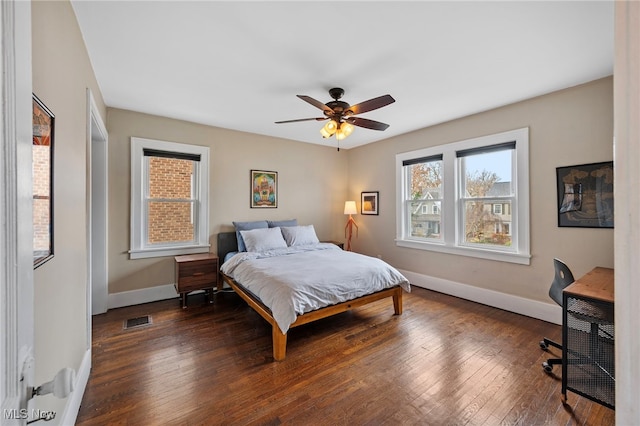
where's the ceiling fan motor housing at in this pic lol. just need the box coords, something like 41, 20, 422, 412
328, 87, 345, 100
324, 101, 352, 118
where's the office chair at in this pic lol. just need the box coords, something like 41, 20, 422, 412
539, 258, 575, 373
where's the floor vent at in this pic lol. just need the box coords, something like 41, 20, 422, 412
123, 315, 152, 330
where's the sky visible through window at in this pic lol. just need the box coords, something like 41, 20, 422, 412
464, 150, 511, 181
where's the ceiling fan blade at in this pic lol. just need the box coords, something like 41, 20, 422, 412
297, 95, 334, 113
346, 116, 390, 131
348, 94, 395, 115
275, 117, 327, 124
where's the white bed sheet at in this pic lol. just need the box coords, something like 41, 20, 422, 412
220, 243, 410, 333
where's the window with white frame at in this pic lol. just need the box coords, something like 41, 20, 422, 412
396, 128, 530, 264
130, 137, 210, 259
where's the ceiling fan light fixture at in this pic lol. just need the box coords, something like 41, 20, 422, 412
320, 120, 338, 138
341, 122, 354, 137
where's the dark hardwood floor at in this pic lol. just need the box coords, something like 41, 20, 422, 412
76, 287, 614, 425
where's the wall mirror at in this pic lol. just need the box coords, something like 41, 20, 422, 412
32, 94, 54, 268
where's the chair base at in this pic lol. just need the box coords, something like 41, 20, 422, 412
542, 357, 562, 373
540, 337, 562, 373
540, 337, 561, 351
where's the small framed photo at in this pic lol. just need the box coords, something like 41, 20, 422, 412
251, 170, 277, 208
361, 191, 379, 215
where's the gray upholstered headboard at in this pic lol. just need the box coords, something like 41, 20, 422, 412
217, 231, 238, 264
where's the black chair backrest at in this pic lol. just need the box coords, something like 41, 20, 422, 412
549, 258, 575, 306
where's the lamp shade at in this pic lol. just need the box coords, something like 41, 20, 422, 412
344, 201, 357, 215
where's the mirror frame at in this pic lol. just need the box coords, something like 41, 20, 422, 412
32, 93, 54, 268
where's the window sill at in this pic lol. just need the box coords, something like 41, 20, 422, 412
395, 238, 530, 265
129, 244, 211, 260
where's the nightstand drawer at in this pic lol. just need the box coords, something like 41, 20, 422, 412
177, 268, 217, 292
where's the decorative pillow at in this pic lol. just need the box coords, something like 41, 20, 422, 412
267, 219, 298, 228
281, 225, 320, 247
233, 220, 268, 252
240, 227, 288, 252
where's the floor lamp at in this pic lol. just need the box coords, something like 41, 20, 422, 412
344, 201, 358, 251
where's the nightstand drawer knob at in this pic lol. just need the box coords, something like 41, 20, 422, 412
192, 272, 205, 277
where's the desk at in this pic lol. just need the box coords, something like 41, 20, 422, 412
562, 267, 614, 409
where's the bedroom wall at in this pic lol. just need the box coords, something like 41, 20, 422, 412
106, 108, 348, 295
346, 77, 614, 306
31, 0, 107, 419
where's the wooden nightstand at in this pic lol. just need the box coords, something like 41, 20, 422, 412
174, 253, 219, 308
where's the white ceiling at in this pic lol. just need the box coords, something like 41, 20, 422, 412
71, 1, 614, 150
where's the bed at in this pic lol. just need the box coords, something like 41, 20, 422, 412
217, 225, 410, 361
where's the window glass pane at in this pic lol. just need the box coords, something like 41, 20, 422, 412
408, 160, 442, 198
463, 200, 512, 246
462, 150, 512, 197
147, 201, 195, 244
147, 156, 195, 245
461, 148, 513, 248
408, 201, 442, 239
406, 159, 442, 240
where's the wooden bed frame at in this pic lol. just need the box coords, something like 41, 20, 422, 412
217, 231, 403, 361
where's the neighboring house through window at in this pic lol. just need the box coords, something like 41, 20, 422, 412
130, 137, 210, 259
396, 128, 530, 264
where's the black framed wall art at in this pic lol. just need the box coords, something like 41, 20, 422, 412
556, 161, 613, 228
32, 93, 55, 267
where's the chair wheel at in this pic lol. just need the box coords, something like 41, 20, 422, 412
542, 361, 553, 373
539, 340, 548, 350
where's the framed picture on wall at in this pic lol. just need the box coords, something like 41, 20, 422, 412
251, 170, 277, 208
361, 191, 379, 215
32, 94, 55, 268
556, 161, 613, 228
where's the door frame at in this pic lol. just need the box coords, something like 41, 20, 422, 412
85, 89, 108, 328
1, 0, 35, 422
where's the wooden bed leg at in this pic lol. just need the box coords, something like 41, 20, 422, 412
393, 289, 403, 315
272, 326, 287, 361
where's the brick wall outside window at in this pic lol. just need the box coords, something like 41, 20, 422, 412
147, 156, 194, 244
33, 145, 50, 251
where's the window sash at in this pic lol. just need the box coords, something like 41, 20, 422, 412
395, 127, 530, 265
130, 137, 210, 259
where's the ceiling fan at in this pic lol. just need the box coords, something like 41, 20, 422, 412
275, 87, 395, 143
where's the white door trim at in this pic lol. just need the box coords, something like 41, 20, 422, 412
1, 0, 34, 423
86, 90, 108, 323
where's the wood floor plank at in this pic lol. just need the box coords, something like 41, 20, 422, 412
76, 288, 615, 425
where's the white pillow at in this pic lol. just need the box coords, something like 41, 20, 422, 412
281, 225, 320, 247
240, 227, 288, 252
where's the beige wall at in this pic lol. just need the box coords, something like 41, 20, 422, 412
31, 0, 107, 416
106, 108, 348, 294
346, 77, 614, 304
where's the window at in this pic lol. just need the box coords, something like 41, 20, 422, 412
396, 128, 530, 264
130, 137, 210, 259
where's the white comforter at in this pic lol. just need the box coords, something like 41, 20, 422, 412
220, 243, 411, 334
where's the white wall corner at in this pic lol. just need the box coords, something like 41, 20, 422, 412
400, 269, 562, 325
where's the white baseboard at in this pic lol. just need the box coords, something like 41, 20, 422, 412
58, 348, 91, 426
105, 272, 560, 326
108, 284, 180, 310
399, 269, 562, 325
